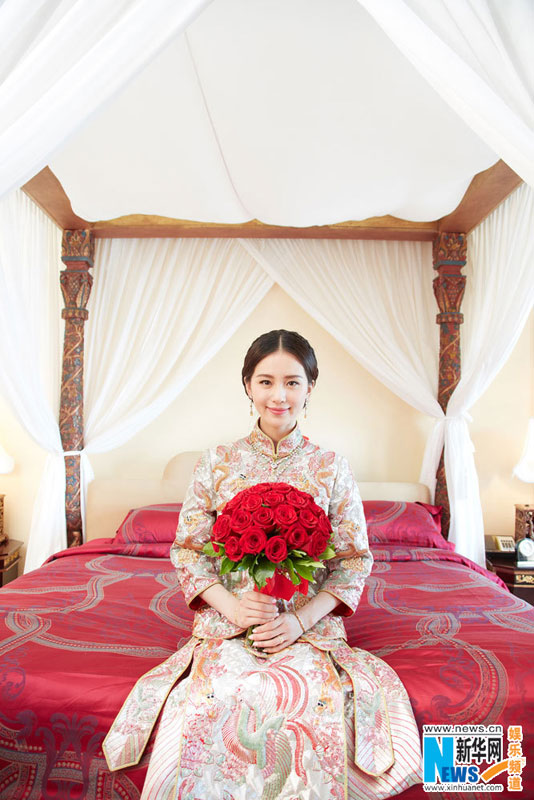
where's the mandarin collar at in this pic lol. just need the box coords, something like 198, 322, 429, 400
248, 420, 304, 459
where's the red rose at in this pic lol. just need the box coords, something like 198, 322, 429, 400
274, 503, 298, 527
230, 508, 252, 533
253, 482, 272, 492
213, 513, 232, 542
224, 494, 241, 512
299, 508, 319, 530
265, 536, 288, 563
274, 483, 292, 494
305, 532, 330, 558
225, 536, 244, 562
317, 515, 332, 536
263, 490, 285, 507
241, 492, 263, 512
252, 506, 275, 530
241, 527, 267, 555
286, 489, 309, 508
287, 523, 308, 550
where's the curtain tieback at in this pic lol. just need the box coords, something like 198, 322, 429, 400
433, 411, 473, 425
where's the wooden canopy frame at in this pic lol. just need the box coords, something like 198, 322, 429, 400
24, 160, 520, 240
22, 162, 522, 544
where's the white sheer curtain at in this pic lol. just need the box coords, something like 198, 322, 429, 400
0, 0, 212, 198
241, 237, 451, 513
8, 235, 271, 568
79, 236, 272, 512
239, 232, 534, 565
0, 190, 64, 571
240, 237, 440, 417
422, 184, 534, 564
4, 206, 532, 567
357, 0, 534, 187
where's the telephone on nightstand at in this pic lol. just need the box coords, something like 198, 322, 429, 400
484, 534, 516, 554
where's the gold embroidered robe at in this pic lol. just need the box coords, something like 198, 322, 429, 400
104, 424, 422, 800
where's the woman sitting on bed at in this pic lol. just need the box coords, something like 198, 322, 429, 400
104, 329, 422, 800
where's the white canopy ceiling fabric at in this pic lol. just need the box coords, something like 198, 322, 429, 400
359, 0, 534, 188
49, 0, 499, 225
0, 0, 213, 199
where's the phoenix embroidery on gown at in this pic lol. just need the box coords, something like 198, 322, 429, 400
104, 423, 422, 799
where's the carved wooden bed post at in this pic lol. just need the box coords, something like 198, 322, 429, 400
433, 232, 467, 537
59, 230, 94, 547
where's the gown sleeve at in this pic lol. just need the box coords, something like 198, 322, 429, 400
319, 455, 373, 617
170, 449, 221, 610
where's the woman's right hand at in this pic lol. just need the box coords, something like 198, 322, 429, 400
232, 591, 279, 628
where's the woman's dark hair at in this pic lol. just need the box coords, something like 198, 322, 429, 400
241, 330, 318, 394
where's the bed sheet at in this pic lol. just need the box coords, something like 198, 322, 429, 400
0, 541, 533, 800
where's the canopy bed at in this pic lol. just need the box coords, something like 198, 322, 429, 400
1, 457, 534, 800
2, 1, 534, 799
1, 177, 534, 798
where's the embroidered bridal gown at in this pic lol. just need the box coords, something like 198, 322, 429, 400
104, 423, 422, 800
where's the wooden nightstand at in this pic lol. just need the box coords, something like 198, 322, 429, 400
0, 540, 22, 587
489, 555, 534, 605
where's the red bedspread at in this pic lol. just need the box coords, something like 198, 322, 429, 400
1, 541, 533, 800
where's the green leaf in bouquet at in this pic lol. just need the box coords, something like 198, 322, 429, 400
282, 558, 301, 585
294, 556, 322, 568
239, 554, 256, 570
252, 557, 277, 588
292, 562, 317, 581
318, 544, 336, 560
203, 541, 221, 557
220, 556, 238, 574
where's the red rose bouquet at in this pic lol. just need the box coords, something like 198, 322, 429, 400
202, 482, 335, 601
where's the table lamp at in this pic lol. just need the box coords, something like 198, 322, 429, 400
0, 442, 15, 546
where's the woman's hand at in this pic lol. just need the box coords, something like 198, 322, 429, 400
251, 611, 303, 653
233, 591, 279, 629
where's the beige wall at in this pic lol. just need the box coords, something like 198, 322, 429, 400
0, 392, 48, 557
1, 283, 533, 566
471, 308, 534, 537
88, 285, 434, 483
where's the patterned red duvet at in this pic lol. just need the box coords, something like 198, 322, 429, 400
0, 540, 533, 800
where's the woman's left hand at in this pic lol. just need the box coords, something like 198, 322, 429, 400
251, 611, 303, 653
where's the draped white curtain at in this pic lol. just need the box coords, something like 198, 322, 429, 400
4, 198, 534, 568
0, 190, 64, 571
3, 0, 533, 216
239, 242, 448, 477
421, 183, 534, 565
14, 236, 271, 568
358, 0, 534, 188
240, 238, 439, 416
240, 239, 449, 499
0, 222, 271, 569
240, 224, 534, 566
78, 236, 272, 527
0, 0, 212, 199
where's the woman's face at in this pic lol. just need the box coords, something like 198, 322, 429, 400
246, 350, 313, 443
